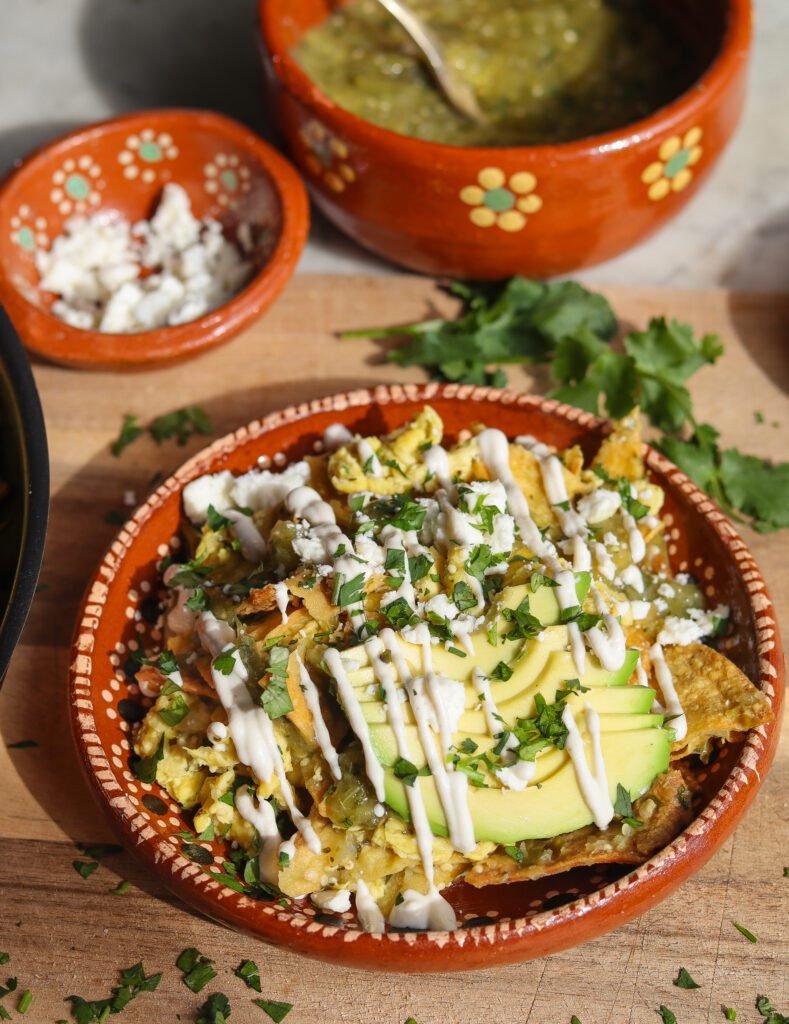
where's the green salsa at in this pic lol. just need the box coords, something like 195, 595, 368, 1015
295, 0, 700, 147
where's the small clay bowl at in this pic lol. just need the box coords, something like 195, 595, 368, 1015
0, 109, 309, 370
68, 384, 784, 972
259, 0, 750, 279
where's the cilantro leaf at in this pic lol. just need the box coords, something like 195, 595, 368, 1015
260, 646, 293, 719
452, 580, 477, 612
65, 961, 161, 1023
254, 998, 293, 1022
130, 735, 164, 784
206, 504, 231, 531
756, 995, 789, 1024
111, 414, 144, 457
197, 992, 231, 1024
158, 692, 190, 727
393, 757, 430, 787
658, 1007, 678, 1024
149, 406, 214, 446
674, 967, 700, 990
717, 449, 789, 533
235, 960, 261, 992
72, 860, 100, 880
212, 648, 239, 676
345, 278, 616, 387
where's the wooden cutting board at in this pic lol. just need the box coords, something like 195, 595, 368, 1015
1, 276, 787, 1023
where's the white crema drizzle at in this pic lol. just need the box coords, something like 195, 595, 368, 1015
649, 642, 687, 741
561, 703, 614, 829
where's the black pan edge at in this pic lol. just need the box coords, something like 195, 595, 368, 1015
0, 304, 49, 683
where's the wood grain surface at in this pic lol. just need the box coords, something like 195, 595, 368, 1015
1, 276, 787, 1023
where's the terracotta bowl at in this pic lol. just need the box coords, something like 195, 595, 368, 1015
259, 0, 751, 279
68, 385, 783, 972
0, 109, 309, 370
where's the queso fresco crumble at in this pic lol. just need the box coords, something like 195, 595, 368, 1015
35, 183, 254, 333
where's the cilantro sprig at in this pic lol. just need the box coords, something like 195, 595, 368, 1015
346, 276, 789, 532
110, 405, 213, 457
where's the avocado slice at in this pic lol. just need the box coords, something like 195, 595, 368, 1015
382, 726, 671, 844
331, 575, 670, 845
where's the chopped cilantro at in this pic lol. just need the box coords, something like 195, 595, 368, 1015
452, 580, 477, 612
512, 692, 570, 760
261, 646, 293, 720
393, 757, 430, 787
459, 738, 478, 754
131, 735, 164, 784
333, 572, 366, 608
235, 959, 261, 992
658, 1007, 678, 1024
254, 998, 294, 1022
206, 504, 231, 531
349, 494, 366, 513
111, 414, 144, 457
447, 646, 467, 658
212, 648, 239, 676
382, 597, 419, 630
196, 992, 231, 1024
0, 1007, 9, 1021
724, 1009, 736, 1021
486, 622, 498, 647
388, 500, 427, 532
73, 860, 100, 880
278, 850, 290, 869
529, 571, 558, 592
756, 995, 788, 1024
149, 406, 213, 446
17, 990, 31, 1015
502, 595, 542, 639
504, 844, 524, 865
732, 921, 758, 943
784, 866, 789, 878
559, 606, 601, 631
167, 559, 214, 589
674, 967, 700, 990
571, 1017, 583, 1024
408, 553, 432, 582
176, 948, 216, 993
158, 692, 190, 727
491, 661, 513, 681
186, 588, 208, 612
0, 955, 7, 966
385, 548, 406, 574
111, 880, 131, 895
613, 783, 643, 828
66, 961, 161, 1023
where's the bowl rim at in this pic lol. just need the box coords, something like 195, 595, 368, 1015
0, 107, 310, 368
259, 0, 752, 159
0, 303, 49, 681
68, 383, 784, 972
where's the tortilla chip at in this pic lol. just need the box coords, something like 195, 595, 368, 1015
662, 643, 773, 760
464, 769, 693, 887
592, 413, 645, 481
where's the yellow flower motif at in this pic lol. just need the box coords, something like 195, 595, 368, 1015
300, 121, 356, 194
641, 127, 703, 202
460, 167, 542, 232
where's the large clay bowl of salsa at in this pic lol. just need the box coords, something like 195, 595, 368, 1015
259, 0, 751, 279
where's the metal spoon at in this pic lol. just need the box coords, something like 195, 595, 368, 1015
374, 0, 487, 124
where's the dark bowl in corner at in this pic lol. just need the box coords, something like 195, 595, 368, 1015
0, 304, 48, 682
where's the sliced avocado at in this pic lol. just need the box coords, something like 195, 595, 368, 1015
384, 726, 671, 843
367, 684, 662, 766
495, 571, 591, 625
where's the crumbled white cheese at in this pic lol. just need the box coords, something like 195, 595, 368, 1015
577, 487, 621, 524
629, 600, 651, 621
424, 594, 460, 620
657, 582, 676, 599
36, 183, 254, 332
182, 471, 236, 525
657, 604, 729, 646
311, 888, 352, 914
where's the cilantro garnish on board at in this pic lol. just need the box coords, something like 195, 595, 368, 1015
65, 962, 161, 1023
345, 276, 789, 532
110, 405, 214, 457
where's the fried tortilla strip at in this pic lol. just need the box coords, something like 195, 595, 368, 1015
592, 412, 645, 481
663, 643, 773, 760
235, 583, 279, 616
465, 769, 693, 888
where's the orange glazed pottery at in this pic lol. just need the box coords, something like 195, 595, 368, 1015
68, 385, 784, 972
259, 0, 751, 279
0, 110, 309, 370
